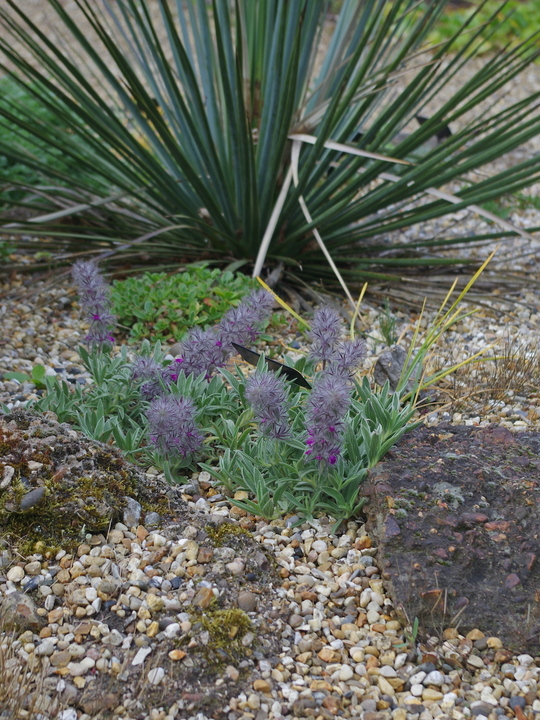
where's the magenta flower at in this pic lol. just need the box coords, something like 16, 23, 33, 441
216, 288, 275, 352
172, 327, 226, 379
131, 355, 170, 399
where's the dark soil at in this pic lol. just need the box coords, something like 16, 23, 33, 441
361, 423, 540, 650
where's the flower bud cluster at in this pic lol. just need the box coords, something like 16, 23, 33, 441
72, 260, 116, 349
305, 307, 365, 465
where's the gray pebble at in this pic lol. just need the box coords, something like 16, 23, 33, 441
19, 487, 46, 511
471, 704, 497, 716
237, 591, 258, 612
144, 511, 161, 528
123, 497, 142, 527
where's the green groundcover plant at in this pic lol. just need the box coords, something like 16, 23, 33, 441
110, 264, 259, 343
426, 0, 540, 54
13, 259, 481, 528
0, 0, 539, 289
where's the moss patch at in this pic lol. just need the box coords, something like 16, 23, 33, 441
204, 521, 251, 546
185, 604, 254, 669
0, 427, 139, 557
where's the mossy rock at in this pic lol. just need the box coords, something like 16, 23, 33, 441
0, 409, 187, 557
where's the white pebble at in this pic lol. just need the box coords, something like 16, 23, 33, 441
132, 647, 152, 666
35, 639, 56, 656
44, 594, 56, 611
411, 683, 424, 697
163, 623, 180, 638
359, 589, 371, 608
85, 587, 98, 602
7, 566, 24, 582
394, 653, 408, 669
147, 667, 165, 685
338, 665, 354, 681
424, 670, 445, 686
58, 711, 78, 720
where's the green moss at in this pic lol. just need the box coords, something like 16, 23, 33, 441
0, 442, 11, 455
140, 496, 171, 517
185, 604, 254, 669
204, 522, 251, 546
0, 464, 138, 558
200, 607, 253, 645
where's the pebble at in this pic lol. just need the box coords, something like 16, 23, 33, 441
147, 667, 165, 685
7, 565, 25, 582
237, 591, 258, 612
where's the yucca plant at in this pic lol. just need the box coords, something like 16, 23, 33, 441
0, 0, 539, 293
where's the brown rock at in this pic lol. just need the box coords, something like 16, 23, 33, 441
309, 679, 333, 692
136, 525, 149, 542
485, 521, 510, 532
354, 536, 372, 550
197, 547, 214, 563
443, 628, 460, 640
56, 570, 71, 583
168, 649, 187, 661
494, 649, 514, 663
225, 665, 239, 681
50, 651, 72, 668
1, 591, 44, 631
365, 655, 379, 670
82, 693, 118, 715
318, 646, 336, 663
253, 679, 272, 693
322, 696, 342, 714
193, 586, 214, 609
505, 573, 521, 589
466, 629, 485, 641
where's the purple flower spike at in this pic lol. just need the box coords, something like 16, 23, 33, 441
174, 327, 226, 379
171, 289, 274, 380
147, 395, 203, 458
245, 370, 291, 439
328, 338, 365, 378
304, 372, 353, 465
131, 355, 163, 381
308, 306, 342, 365
131, 355, 170, 400
216, 289, 274, 353
72, 260, 116, 350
